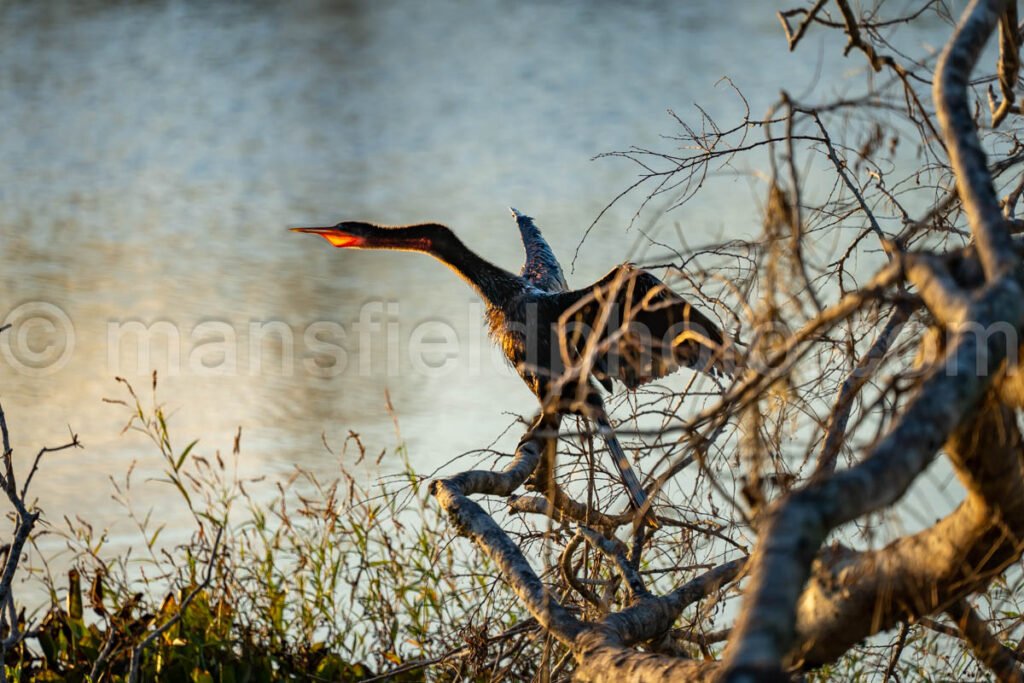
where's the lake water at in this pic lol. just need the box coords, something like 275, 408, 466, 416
1, 1, 962, 559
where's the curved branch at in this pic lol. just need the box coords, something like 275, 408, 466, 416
443, 414, 556, 498
904, 253, 971, 323
562, 532, 605, 610
990, 3, 1021, 128
579, 527, 649, 601
432, 411, 744, 679
934, 0, 1017, 280
791, 396, 1024, 667
430, 416, 586, 644
722, 2, 1024, 676
723, 273, 1024, 679
573, 560, 744, 683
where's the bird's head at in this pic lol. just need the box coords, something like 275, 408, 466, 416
290, 222, 373, 248
290, 221, 451, 253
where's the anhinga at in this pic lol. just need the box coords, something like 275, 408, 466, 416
292, 209, 734, 525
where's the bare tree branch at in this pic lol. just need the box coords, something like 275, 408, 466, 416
721, 3, 1024, 677
814, 303, 910, 478
935, 0, 1017, 280
948, 599, 1024, 682
573, 560, 743, 682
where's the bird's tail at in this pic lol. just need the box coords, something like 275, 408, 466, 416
594, 413, 660, 529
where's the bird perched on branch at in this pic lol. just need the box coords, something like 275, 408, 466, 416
293, 209, 735, 526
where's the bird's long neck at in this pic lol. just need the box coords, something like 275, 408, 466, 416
360, 223, 524, 305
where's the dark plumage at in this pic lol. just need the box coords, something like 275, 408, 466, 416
511, 207, 568, 293
292, 213, 734, 524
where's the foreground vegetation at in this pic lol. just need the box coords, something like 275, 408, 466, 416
0, 375, 545, 681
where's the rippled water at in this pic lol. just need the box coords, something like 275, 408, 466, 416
1, 1, 959, 553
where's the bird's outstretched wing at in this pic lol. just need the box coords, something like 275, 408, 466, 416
549, 264, 736, 389
510, 208, 569, 293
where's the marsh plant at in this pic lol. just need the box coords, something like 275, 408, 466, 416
0, 375, 544, 681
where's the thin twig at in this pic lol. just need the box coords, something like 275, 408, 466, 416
814, 303, 910, 478
883, 622, 910, 682
948, 599, 1024, 682
778, 0, 829, 50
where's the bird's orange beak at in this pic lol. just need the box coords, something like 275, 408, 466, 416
290, 227, 364, 248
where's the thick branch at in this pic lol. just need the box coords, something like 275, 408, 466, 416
904, 253, 971, 324
790, 396, 1024, 667
509, 493, 628, 529
723, 273, 1024, 679
433, 411, 745, 680
573, 560, 743, 682
431, 418, 586, 644
934, 0, 1017, 280
722, 2, 1024, 675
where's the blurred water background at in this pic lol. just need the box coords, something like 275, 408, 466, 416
0, 0, 963, 571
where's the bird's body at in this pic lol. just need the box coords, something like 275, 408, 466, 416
293, 211, 733, 524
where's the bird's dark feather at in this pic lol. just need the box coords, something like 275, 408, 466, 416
510, 209, 568, 294
483, 264, 730, 404
552, 264, 732, 389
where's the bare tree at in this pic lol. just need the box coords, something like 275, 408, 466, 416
0, 395, 80, 682
423, 1, 1024, 680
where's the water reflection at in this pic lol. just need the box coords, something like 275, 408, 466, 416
1, 0, 953, 554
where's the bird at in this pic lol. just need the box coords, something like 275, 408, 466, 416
292, 209, 735, 526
